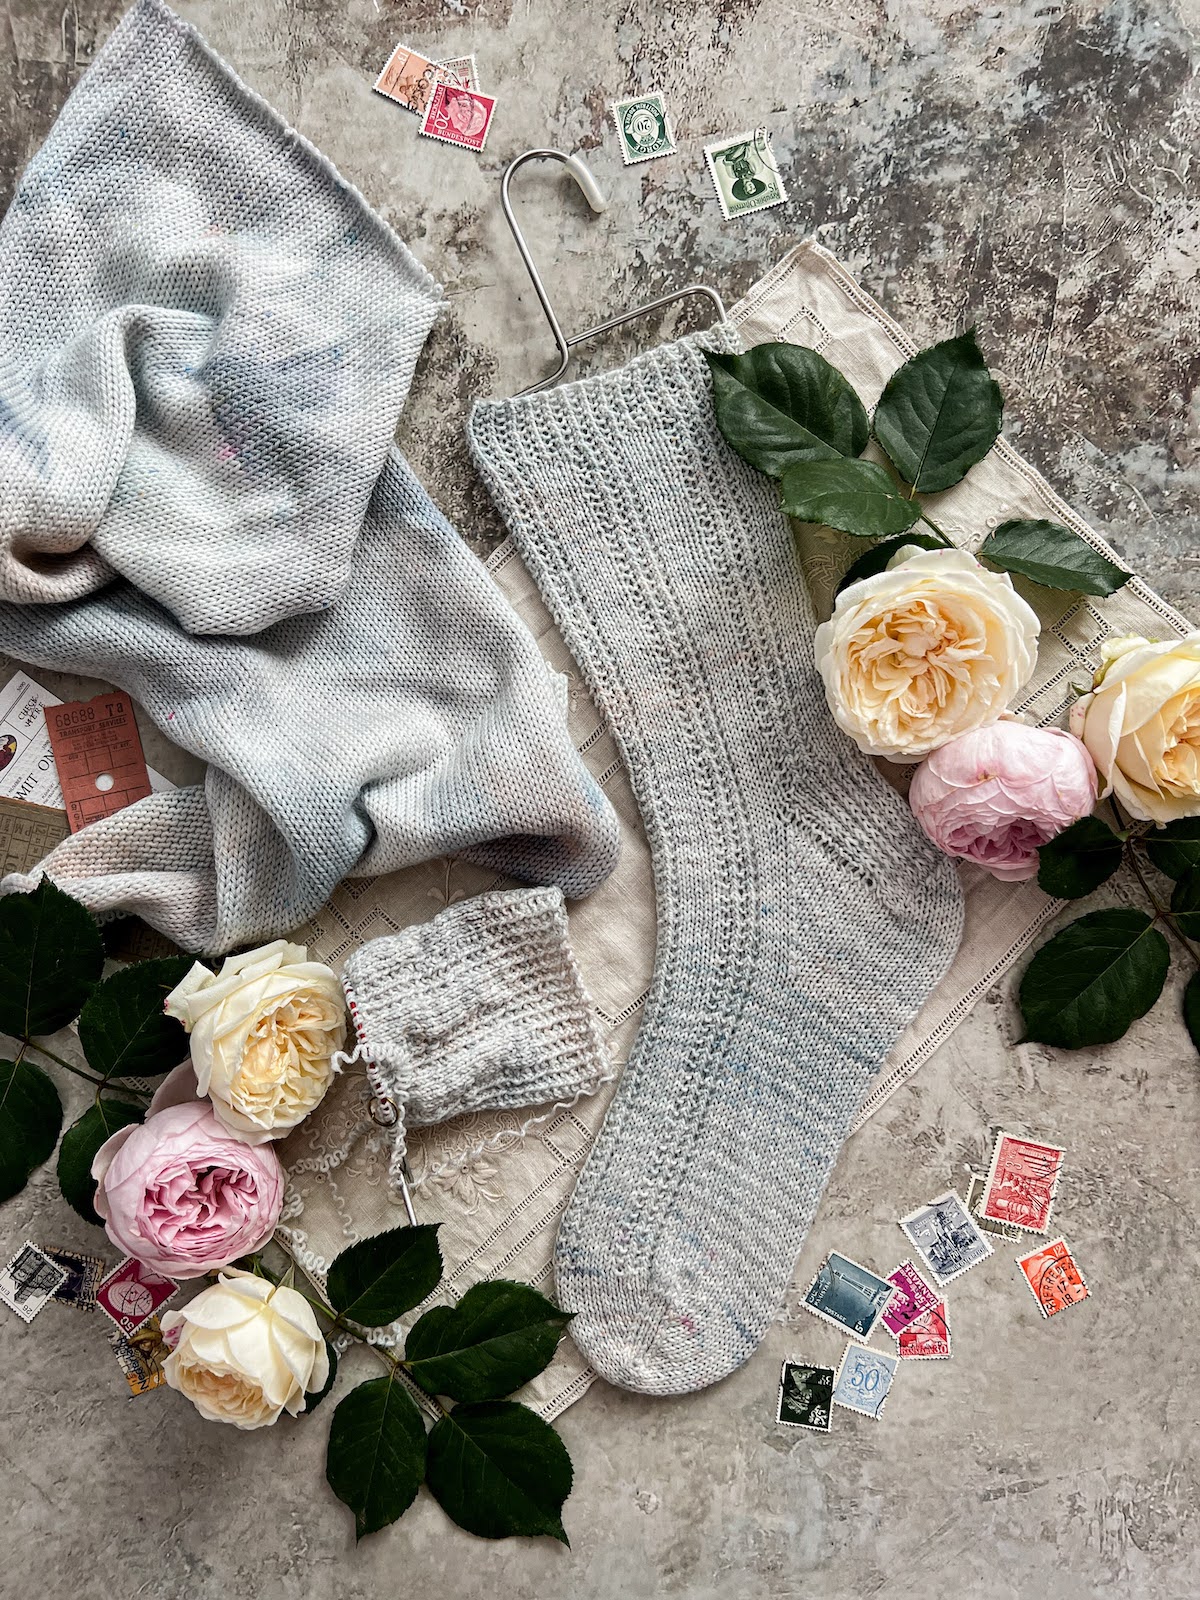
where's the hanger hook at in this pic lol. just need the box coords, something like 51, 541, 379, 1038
500, 147, 726, 395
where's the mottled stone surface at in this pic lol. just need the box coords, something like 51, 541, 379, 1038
2, 0, 1199, 1595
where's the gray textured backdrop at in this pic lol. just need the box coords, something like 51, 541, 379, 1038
1, 2, 1199, 1596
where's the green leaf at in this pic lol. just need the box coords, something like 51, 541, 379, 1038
1170, 868, 1200, 940
978, 519, 1129, 597
303, 1343, 338, 1415
834, 531, 947, 598
325, 1373, 427, 1541
77, 956, 195, 1080
873, 329, 1003, 494
425, 1400, 573, 1544
1184, 972, 1200, 1058
780, 459, 922, 537
56, 1099, 144, 1224
406, 1281, 572, 1403
1145, 819, 1200, 880
1018, 908, 1170, 1048
0, 1057, 62, 1202
326, 1224, 443, 1328
704, 344, 869, 477
1035, 817, 1124, 900
0, 877, 103, 1040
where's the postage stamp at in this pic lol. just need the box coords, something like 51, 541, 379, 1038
44, 1246, 106, 1312
110, 1317, 169, 1397
610, 92, 676, 165
420, 83, 497, 153
832, 1342, 899, 1419
802, 1251, 896, 1339
439, 54, 480, 92
899, 1190, 994, 1287
704, 128, 788, 219
981, 1132, 1066, 1235
966, 1171, 1022, 1243
897, 1302, 951, 1360
1017, 1237, 1090, 1318
374, 43, 448, 116
0, 1241, 68, 1323
96, 1257, 178, 1336
881, 1259, 940, 1337
776, 1361, 835, 1432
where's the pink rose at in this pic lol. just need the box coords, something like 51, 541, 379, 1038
91, 1101, 284, 1279
910, 721, 1097, 882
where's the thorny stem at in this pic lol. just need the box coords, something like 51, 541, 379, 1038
916, 510, 954, 546
1110, 797, 1200, 972
24, 1038, 112, 1090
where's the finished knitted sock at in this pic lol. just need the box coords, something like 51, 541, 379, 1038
343, 887, 613, 1191
468, 336, 965, 1395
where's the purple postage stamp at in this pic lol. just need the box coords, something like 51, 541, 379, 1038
881, 1259, 940, 1337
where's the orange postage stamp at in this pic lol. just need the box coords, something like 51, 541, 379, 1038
1017, 1237, 1090, 1318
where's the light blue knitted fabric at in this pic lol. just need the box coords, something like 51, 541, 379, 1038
0, 0, 619, 951
469, 337, 966, 1395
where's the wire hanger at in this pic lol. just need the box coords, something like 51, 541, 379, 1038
501, 148, 727, 395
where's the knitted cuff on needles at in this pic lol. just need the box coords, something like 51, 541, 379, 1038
342, 886, 613, 1189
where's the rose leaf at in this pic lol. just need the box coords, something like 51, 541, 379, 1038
1170, 867, 1200, 940
1145, 818, 1200, 880
834, 531, 948, 598
1036, 817, 1124, 900
1018, 908, 1170, 1048
57, 1098, 144, 1223
780, 459, 922, 537
77, 957, 195, 1081
705, 343, 870, 477
405, 1280, 573, 1403
0, 1056, 63, 1202
325, 1373, 427, 1541
1183, 972, 1200, 1060
425, 1400, 573, 1544
873, 329, 1003, 494
326, 1224, 444, 1327
0, 877, 104, 1041
978, 520, 1129, 597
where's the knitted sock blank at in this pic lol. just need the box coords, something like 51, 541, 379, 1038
0, 0, 620, 952
468, 336, 965, 1396
342, 887, 613, 1191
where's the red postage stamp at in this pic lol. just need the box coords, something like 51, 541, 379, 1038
1017, 1237, 1090, 1318
420, 83, 497, 152
96, 1258, 178, 1336
897, 1302, 951, 1360
980, 1132, 1065, 1234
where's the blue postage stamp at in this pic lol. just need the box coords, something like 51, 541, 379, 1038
899, 1190, 994, 1287
802, 1251, 896, 1338
832, 1342, 899, 1419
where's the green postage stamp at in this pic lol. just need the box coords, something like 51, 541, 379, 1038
704, 128, 788, 219
610, 92, 676, 164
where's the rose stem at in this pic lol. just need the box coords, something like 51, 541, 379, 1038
1110, 797, 1200, 972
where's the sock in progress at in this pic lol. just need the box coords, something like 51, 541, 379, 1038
468, 336, 964, 1395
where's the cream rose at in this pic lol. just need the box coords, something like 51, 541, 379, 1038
165, 940, 347, 1143
1070, 633, 1200, 823
814, 545, 1040, 760
162, 1270, 329, 1429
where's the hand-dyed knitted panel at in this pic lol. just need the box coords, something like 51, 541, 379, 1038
343, 886, 613, 1191
468, 336, 965, 1396
0, 0, 620, 951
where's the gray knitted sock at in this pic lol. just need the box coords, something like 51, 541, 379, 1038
468, 336, 965, 1396
343, 886, 613, 1191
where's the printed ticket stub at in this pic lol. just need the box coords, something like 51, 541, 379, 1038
45, 691, 154, 832
0, 672, 169, 811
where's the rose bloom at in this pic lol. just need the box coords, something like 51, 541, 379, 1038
814, 546, 1040, 760
165, 940, 347, 1143
92, 1101, 284, 1278
163, 1270, 329, 1429
1070, 633, 1200, 824
910, 720, 1097, 881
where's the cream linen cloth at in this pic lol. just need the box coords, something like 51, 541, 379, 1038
277, 240, 1192, 1418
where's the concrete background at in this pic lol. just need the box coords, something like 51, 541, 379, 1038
2, 0, 1199, 1595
